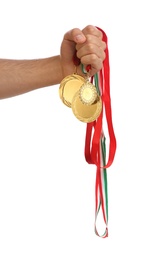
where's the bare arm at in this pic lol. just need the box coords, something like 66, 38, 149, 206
0, 56, 63, 99
0, 25, 106, 99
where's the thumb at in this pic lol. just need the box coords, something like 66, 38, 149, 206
64, 28, 86, 43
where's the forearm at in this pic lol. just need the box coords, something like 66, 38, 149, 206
0, 55, 63, 99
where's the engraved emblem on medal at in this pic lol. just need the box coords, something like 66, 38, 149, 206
79, 82, 98, 105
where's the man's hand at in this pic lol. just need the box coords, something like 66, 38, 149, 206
60, 25, 106, 78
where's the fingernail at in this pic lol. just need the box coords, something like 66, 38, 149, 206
75, 34, 85, 42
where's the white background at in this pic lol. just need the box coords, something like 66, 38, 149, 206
0, 0, 149, 259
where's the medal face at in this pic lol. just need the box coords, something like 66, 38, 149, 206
79, 82, 98, 105
71, 92, 102, 123
59, 74, 85, 107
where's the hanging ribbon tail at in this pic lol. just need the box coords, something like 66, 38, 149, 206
84, 26, 117, 237
94, 136, 109, 237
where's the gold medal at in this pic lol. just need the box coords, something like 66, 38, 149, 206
79, 82, 98, 105
59, 74, 85, 107
71, 91, 102, 123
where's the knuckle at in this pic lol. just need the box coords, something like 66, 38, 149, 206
101, 41, 106, 50
101, 50, 106, 60
85, 25, 96, 33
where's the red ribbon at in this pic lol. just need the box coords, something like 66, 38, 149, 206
84, 27, 117, 237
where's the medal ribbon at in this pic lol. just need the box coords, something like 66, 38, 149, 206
84, 27, 116, 237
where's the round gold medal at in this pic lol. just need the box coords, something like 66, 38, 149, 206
79, 82, 98, 105
71, 92, 102, 123
59, 74, 85, 107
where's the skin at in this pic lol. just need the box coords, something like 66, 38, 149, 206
0, 25, 106, 99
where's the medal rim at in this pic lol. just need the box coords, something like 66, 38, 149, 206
59, 74, 86, 107
71, 91, 102, 123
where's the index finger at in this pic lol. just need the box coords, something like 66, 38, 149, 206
81, 25, 103, 39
